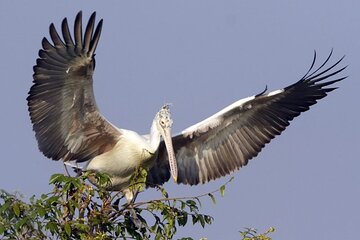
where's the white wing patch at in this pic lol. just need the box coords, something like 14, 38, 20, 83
182, 95, 256, 138
181, 88, 285, 139
266, 89, 284, 97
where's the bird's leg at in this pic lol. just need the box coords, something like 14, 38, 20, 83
64, 161, 83, 177
123, 188, 134, 203
123, 188, 140, 204
123, 188, 144, 229
63, 163, 71, 176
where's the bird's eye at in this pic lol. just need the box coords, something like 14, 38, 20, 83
160, 120, 165, 126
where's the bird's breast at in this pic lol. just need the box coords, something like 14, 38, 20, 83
86, 130, 155, 183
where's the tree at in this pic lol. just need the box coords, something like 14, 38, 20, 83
0, 171, 274, 239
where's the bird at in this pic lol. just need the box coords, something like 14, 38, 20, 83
27, 11, 346, 201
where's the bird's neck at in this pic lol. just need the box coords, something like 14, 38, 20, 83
149, 119, 161, 152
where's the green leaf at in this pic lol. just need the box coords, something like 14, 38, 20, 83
192, 215, 198, 225
0, 200, 10, 213
64, 222, 71, 236
46, 196, 60, 206
177, 212, 188, 226
37, 206, 46, 217
180, 201, 186, 210
49, 173, 64, 184
208, 193, 216, 204
15, 217, 28, 230
69, 178, 82, 188
194, 197, 202, 207
186, 200, 198, 212
41, 194, 48, 199
12, 202, 20, 217
0, 225, 5, 235
140, 168, 148, 178
161, 187, 169, 198
198, 215, 205, 228
220, 185, 226, 197
204, 215, 213, 225
46, 221, 58, 234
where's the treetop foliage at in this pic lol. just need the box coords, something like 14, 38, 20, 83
0, 170, 274, 239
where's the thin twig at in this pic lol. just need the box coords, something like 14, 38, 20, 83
132, 177, 234, 208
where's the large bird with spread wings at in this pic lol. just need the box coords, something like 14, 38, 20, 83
27, 11, 346, 199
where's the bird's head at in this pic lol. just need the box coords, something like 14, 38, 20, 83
156, 104, 173, 130
155, 104, 177, 182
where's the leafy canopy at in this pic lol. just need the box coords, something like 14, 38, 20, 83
0, 170, 274, 239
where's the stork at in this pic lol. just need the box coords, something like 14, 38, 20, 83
27, 12, 346, 201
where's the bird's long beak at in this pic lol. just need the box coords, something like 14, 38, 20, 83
162, 127, 178, 182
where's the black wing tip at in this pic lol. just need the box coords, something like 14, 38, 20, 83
304, 50, 346, 80
74, 11, 97, 19
88, 18, 103, 57
86, 12, 97, 27
75, 11, 83, 22
41, 37, 52, 49
89, 11, 97, 20
49, 22, 55, 30
74, 11, 98, 25
61, 17, 69, 31
76, 11, 102, 54
61, 17, 68, 24
286, 50, 346, 92
43, 11, 103, 57
49, 23, 58, 37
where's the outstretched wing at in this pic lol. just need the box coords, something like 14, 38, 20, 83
147, 51, 346, 186
27, 11, 121, 162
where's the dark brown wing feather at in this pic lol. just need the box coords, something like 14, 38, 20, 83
27, 11, 121, 162
147, 51, 346, 186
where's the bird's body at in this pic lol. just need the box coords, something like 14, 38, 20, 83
86, 129, 159, 190
27, 11, 346, 198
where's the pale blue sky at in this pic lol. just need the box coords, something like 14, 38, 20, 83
0, 1, 359, 239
